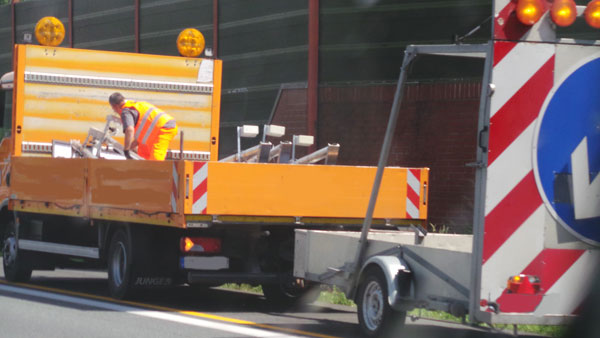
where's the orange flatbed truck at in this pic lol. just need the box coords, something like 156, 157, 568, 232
0, 42, 429, 303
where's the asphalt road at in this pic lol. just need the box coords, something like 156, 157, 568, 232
0, 262, 548, 338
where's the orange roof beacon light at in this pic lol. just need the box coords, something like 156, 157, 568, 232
34, 16, 65, 47
551, 0, 578, 27
516, 0, 546, 26
585, 0, 600, 29
176, 28, 205, 57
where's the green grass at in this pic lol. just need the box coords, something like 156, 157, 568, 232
220, 283, 263, 294
317, 286, 356, 306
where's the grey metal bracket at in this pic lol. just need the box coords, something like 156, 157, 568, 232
294, 143, 340, 165
317, 262, 355, 282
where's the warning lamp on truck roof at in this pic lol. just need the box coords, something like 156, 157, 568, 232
585, 0, 600, 28
516, 0, 546, 26
34, 16, 65, 47
176, 28, 205, 57
551, 0, 577, 27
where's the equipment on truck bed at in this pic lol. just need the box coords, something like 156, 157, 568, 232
52, 114, 143, 160
220, 123, 340, 164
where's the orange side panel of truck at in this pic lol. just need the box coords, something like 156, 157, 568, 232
201, 162, 429, 220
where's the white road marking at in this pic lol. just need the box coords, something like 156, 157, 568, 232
0, 283, 303, 338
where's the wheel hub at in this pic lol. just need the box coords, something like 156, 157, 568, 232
363, 280, 384, 331
2, 236, 17, 266
110, 242, 127, 287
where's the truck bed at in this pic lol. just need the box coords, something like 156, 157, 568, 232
9, 157, 429, 227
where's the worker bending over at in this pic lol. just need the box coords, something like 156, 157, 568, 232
109, 92, 178, 161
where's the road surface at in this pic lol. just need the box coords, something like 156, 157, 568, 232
0, 262, 548, 338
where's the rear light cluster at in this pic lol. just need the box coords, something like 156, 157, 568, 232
516, 0, 600, 29
506, 274, 541, 294
180, 237, 222, 254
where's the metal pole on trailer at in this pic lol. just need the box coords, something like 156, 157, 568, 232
347, 46, 417, 297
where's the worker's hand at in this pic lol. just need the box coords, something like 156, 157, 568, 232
124, 150, 133, 159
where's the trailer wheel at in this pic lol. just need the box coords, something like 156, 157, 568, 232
108, 230, 133, 299
2, 220, 32, 282
357, 268, 406, 337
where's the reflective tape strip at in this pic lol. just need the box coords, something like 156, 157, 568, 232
24, 71, 213, 94
171, 162, 178, 213
192, 162, 208, 214
22, 142, 210, 160
166, 151, 210, 161
22, 142, 52, 153
141, 112, 165, 145
134, 108, 154, 141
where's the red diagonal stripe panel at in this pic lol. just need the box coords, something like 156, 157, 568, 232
409, 168, 421, 179
495, 249, 585, 313
407, 186, 419, 207
194, 161, 206, 172
493, 41, 517, 66
193, 178, 207, 204
488, 56, 554, 165
482, 171, 542, 263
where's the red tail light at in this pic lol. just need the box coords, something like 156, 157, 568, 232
507, 274, 541, 294
180, 237, 222, 254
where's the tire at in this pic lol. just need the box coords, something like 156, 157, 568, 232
2, 220, 32, 282
262, 280, 320, 310
107, 230, 133, 299
357, 268, 406, 338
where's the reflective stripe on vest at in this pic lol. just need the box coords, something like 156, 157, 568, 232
133, 107, 154, 141
141, 112, 165, 145
122, 100, 175, 147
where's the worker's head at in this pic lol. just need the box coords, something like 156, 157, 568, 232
109, 92, 126, 114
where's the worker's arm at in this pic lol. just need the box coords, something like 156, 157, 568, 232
123, 126, 137, 159
123, 126, 135, 151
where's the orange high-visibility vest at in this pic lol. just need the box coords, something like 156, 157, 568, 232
122, 100, 176, 159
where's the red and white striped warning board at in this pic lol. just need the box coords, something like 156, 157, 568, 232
481, 1, 599, 316
192, 161, 208, 214
406, 169, 421, 219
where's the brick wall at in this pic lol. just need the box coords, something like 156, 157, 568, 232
270, 81, 482, 233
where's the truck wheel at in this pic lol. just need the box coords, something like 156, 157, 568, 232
357, 268, 406, 337
107, 230, 133, 299
2, 220, 33, 282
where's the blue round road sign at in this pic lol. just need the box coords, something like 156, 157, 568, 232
535, 56, 600, 245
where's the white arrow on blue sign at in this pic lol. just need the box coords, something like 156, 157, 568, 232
534, 56, 600, 245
